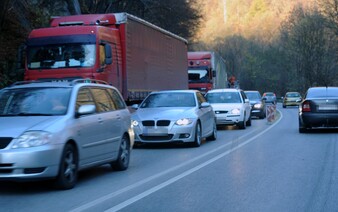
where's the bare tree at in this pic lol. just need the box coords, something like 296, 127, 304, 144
280, 5, 337, 91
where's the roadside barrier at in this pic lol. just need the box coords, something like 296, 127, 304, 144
266, 104, 276, 124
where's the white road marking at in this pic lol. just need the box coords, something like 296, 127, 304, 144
71, 112, 282, 212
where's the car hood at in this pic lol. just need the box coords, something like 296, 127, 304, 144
132, 107, 196, 120
0, 116, 63, 137
249, 100, 262, 105
210, 103, 243, 110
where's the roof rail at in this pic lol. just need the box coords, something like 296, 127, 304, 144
70, 79, 108, 86
10, 80, 45, 86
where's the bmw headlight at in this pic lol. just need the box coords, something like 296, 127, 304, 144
131, 120, 139, 127
253, 103, 262, 109
12, 131, 52, 149
230, 108, 241, 115
175, 118, 192, 126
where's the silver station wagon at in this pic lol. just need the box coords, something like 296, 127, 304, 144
0, 79, 134, 189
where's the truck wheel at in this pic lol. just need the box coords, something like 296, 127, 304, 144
192, 122, 202, 147
55, 143, 78, 190
111, 134, 130, 171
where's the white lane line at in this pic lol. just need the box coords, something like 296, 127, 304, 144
70, 113, 281, 212
105, 112, 282, 212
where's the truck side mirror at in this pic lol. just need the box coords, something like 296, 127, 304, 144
104, 44, 112, 65
212, 70, 216, 77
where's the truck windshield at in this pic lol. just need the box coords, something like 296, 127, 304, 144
27, 44, 96, 69
188, 69, 209, 83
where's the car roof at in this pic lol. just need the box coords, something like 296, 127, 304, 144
151, 89, 198, 94
207, 88, 241, 93
3, 79, 114, 90
244, 90, 260, 93
308, 86, 338, 91
306, 87, 338, 97
285, 92, 300, 94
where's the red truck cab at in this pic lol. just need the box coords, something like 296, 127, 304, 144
188, 51, 227, 94
24, 13, 188, 103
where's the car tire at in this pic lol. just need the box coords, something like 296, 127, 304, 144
238, 115, 246, 129
207, 120, 217, 141
299, 118, 308, 133
246, 114, 252, 126
55, 143, 78, 190
111, 134, 130, 171
258, 111, 265, 119
192, 122, 202, 147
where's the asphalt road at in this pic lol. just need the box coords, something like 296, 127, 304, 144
1, 104, 338, 212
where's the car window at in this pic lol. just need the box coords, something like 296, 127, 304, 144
240, 91, 247, 102
245, 92, 261, 100
206, 92, 241, 103
0, 88, 70, 115
196, 92, 206, 105
108, 89, 126, 110
141, 93, 196, 108
306, 88, 338, 98
286, 93, 300, 97
76, 88, 96, 111
91, 88, 116, 112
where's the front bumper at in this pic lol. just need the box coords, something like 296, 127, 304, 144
133, 123, 197, 143
284, 100, 301, 106
0, 144, 63, 180
215, 114, 242, 125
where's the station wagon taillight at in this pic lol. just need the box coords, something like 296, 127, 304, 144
302, 101, 311, 112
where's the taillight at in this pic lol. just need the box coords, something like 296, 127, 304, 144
302, 101, 311, 112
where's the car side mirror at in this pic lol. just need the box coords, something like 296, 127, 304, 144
200, 102, 210, 108
76, 104, 96, 117
131, 104, 139, 110
245, 99, 249, 103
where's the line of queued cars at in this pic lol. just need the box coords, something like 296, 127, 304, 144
1, 80, 265, 189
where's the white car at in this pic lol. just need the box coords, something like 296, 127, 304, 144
205, 89, 252, 129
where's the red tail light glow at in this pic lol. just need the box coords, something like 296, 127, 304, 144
302, 101, 311, 112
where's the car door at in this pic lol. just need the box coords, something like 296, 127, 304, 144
74, 87, 107, 166
196, 92, 214, 135
241, 91, 251, 121
91, 87, 122, 160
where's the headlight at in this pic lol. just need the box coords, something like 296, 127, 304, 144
253, 103, 262, 109
131, 120, 139, 127
12, 131, 52, 149
175, 118, 192, 126
230, 108, 241, 115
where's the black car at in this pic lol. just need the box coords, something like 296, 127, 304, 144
299, 87, 338, 133
244, 90, 266, 119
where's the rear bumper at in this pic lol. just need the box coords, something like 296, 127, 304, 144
300, 112, 338, 128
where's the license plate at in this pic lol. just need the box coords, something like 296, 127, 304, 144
318, 105, 338, 110
143, 127, 168, 135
